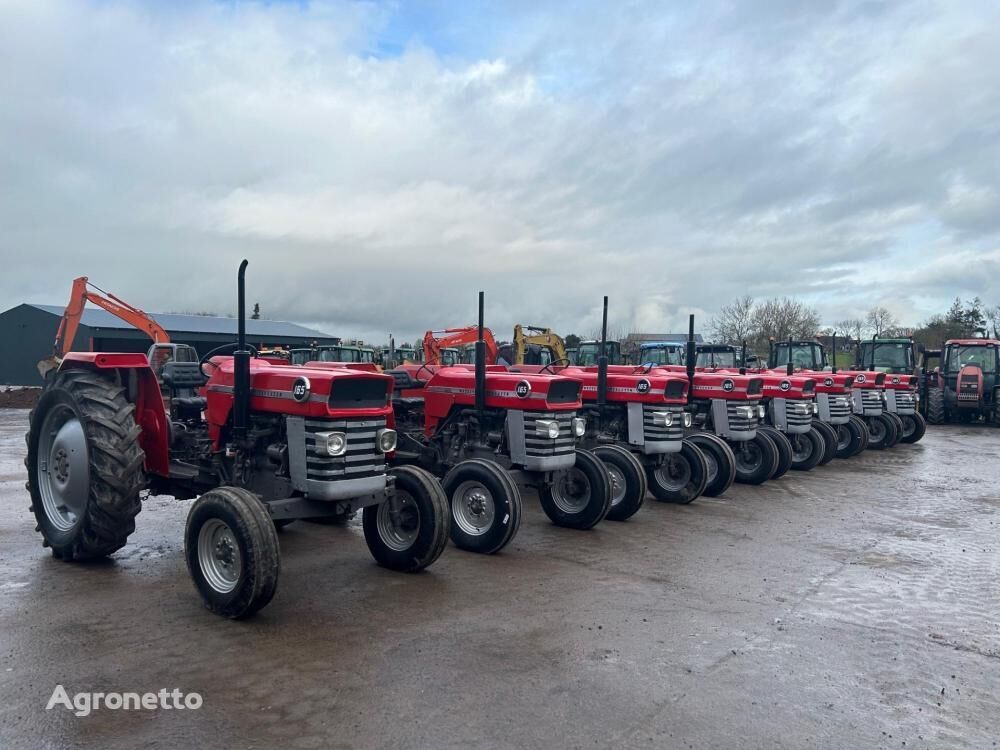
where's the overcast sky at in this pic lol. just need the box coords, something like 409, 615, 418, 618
2, 0, 999, 344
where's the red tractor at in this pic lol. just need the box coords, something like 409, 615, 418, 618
924, 337, 1000, 425
25, 262, 450, 619
385, 294, 612, 554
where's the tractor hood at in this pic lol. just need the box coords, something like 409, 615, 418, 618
882, 373, 918, 391
751, 372, 816, 400
837, 370, 886, 390
206, 357, 393, 421
389, 364, 582, 411
508, 364, 689, 404
651, 366, 763, 401
758, 369, 855, 394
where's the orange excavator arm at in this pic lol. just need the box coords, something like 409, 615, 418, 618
40, 277, 170, 379
422, 326, 499, 365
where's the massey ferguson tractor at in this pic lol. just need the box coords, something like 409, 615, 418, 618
510, 298, 720, 517
923, 337, 1000, 425
25, 262, 450, 619
385, 295, 612, 555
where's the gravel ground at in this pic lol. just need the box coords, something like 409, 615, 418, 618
0, 408, 997, 749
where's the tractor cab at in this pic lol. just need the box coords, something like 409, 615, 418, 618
931, 338, 1000, 422
771, 341, 828, 371
637, 342, 685, 366
694, 345, 739, 368
857, 338, 917, 374
290, 344, 365, 366
576, 340, 622, 366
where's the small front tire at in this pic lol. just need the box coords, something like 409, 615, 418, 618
758, 426, 792, 479
810, 420, 838, 465
593, 445, 647, 522
685, 433, 736, 497
646, 440, 709, 504
789, 428, 824, 471
441, 459, 521, 553
732, 433, 779, 485
539, 449, 612, 530
835, 419, 866, 458
364, 465, 449, 572
899, 412, 926, 444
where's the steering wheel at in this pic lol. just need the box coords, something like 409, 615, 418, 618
539, 358, 571, 375
631, 363, 654, 374
199, 343, 259, 378
414, 361, 439, 382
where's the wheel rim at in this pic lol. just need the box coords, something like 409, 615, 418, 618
606, 465, 627, 507
736, 441, 762, 472
791, 434, 813, 462
451, 481, 495, 536
197, 519, 242, 594
836, 425, 850, 451
550, 468, 592, 514
36, 404, 90, 532
701, 449, 718, 485
377, 490, 420, 551
653, 454, 690, 491
869, 419, 886, 442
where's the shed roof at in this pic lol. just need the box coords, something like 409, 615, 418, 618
27, 304, 333, 340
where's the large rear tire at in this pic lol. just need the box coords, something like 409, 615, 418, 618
926, 387, 945, 424
864, 414, 896, 450
731, 433, 779, 485
593, 445, 647, 521
835, 419, 866, 458
363, 465, 449, 571
685, 433, 736, 497
789, 428, 823, 471
645, 440, 709, 504
25, 369, 145, 561
758, 426, 792, 479
810, 420, 838, 465
441, 459, 521, 553
898, 412, 926, 443
184, 486, 280, 619
539, 449, 612, 529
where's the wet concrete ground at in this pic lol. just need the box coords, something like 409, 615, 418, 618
0, 407, 997, 749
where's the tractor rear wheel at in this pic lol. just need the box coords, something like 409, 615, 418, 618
646, 440, 709, 504
926, 387, 945, 424
810, 420, 838, 465
441, 459, 521, 553
184, 486, 280, 619
539, 449, 612, 529
25, 368, 145, 561
594, 445, 647, 521
364, 465, 449, 571
685, 433, 736, 497
758, 426, 792, 479
864, 414, 896, 450
731, 433, 779, 485
789, 428, 823, 471
898, 412, 926, 443
835, 419, 865, 458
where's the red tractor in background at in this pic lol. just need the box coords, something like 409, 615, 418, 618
386, 294, 612, 555
923, 337, 1000, 425
26, 262, 450, 619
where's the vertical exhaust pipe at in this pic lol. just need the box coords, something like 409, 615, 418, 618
597, 296, 609, 406
740, 339, 747, 375
686, 314, 696, 383
233, 259, 251, 441
786, 336, 793, 376
768, 337, 774, 370
475, 291, 486, 418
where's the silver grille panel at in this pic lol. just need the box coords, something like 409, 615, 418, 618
287, 416, 388, 500
506, 410, 577, 471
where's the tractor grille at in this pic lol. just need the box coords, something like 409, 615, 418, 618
786, 401, 814, 431
828, 395, 851, 422
522, 411, 577, 459
303, 417, 386, 481
643, 404, 684, 444
958, 379, 980, 401
861, 390, 882, 412
727, 400, 759, 433
895, 391, 917, 410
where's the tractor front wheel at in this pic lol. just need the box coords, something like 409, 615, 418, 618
364, 465, 449, 571
849, 416, 870, 452
539, 449, 612, 529
810, 420, 838, 465
789, 428, 823, 471
184, 486, 280, 619
758, 426, 792, 479
685, 433, 736, 497
646, 440, 708, 504
864, 414, 897, 450
899, 413, 926, 443
884, 412, 904, 447
835, 419, 866, 458
25, 368, 145, 561
731, 433, 779, 485
441, 459, 521, 553
593, 445, 647, 521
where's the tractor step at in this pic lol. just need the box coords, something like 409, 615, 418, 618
168, 460, 199, 481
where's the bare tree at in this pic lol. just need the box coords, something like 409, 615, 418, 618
710, 295, 755, 346
864, 306, 898, 337
835, 318, 864, 344
750, 298, 821, 353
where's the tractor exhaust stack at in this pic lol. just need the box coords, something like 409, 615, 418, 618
233, 259, 251, 441
475, 291, 486, 419
831, 333, 838, 373
686, 315, 696, 382
597, 296, 609, 406
740, 339, 747, 375
786, 336, 794, 376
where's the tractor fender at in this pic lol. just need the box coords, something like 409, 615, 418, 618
59, 353, 170, 476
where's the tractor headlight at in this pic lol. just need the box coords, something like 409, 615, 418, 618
316, 431, 347, 457
376, 428, 397, 453
757, 405, 766, 419
735, 405, 754, 420
572, 417, 586, 437
536, 419, 560, 439
792, 402, 811, 415
651, 411, 673, 427
682, 413, 692, 428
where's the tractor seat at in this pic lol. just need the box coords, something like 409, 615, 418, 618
161, 361, 208, 413
388, 369, 426, 390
